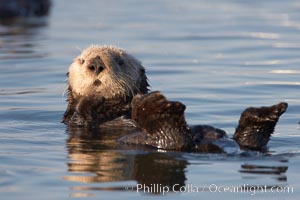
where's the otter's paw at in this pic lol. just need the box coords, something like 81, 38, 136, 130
66, 97, 105, 127
129, 91, 194, 151
233, 102, 288, 151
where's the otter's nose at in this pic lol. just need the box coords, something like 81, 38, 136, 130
88, 64, 104, 75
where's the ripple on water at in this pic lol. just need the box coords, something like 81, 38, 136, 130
1, 0, 300, 199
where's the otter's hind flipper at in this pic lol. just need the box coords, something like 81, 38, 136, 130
233, 102, 288, 151
121, 91, 194, 151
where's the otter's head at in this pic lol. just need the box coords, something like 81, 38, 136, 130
68, 45, 149, 100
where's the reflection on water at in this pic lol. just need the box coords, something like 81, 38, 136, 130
240, 163, 288, 176
65, 127, 187, 193
65, 126, 134, 183
1, 0, 300, 199
240, 163, 288, 183
65, 127, 290, 195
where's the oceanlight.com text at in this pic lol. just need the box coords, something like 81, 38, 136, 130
125, 183, 294, 196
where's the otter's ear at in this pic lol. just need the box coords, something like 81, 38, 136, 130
66, 72, 69, 77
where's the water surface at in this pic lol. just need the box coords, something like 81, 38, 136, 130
0, 0, 300, 199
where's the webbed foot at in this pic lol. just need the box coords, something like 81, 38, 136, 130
120, 91, 194, 151
233, 102, 288, 151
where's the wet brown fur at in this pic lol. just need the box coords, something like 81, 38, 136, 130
63, 45, 288, 152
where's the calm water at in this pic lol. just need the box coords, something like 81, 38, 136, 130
0, 0, 300, 199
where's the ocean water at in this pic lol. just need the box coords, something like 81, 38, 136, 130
0, 0, 299, 199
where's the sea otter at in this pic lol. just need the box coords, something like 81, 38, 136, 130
63, 45, 288, 152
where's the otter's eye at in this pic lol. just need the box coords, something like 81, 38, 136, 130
115, 57, 124, 66
118, 59, 124, 66
79, 58, 85, 65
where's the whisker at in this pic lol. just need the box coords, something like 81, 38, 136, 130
75, 46, 82, 52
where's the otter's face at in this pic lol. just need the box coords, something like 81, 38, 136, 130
68, 45, 145, 100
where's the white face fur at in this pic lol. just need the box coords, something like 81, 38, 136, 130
68, 45, 144, 100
